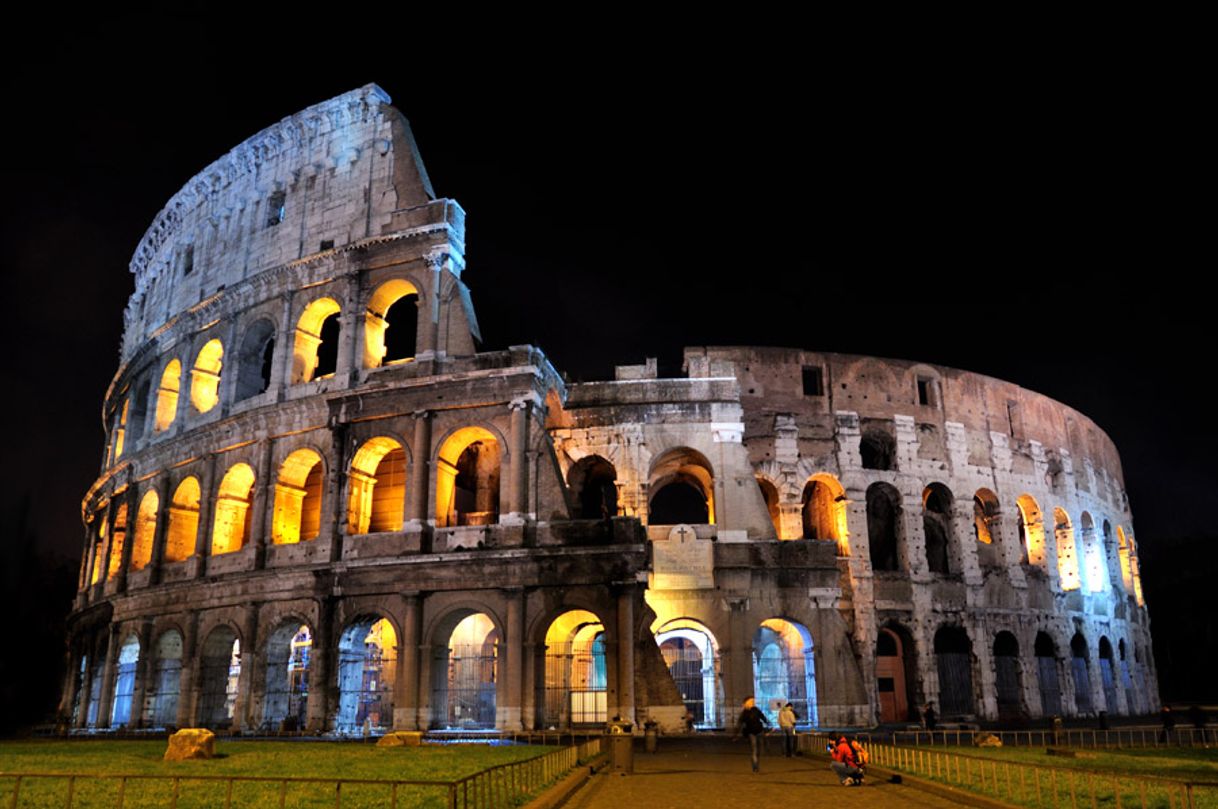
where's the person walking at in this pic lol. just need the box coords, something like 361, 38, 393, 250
735, 697, 770, 773
778, 702, 798, 757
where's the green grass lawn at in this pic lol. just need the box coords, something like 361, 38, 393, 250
934, 744, 1218, 782
0, 739, 561, 808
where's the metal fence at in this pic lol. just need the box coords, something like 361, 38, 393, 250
0, 736, 605, 809
803, 733, 1218, 809
890, 727, 1217, 749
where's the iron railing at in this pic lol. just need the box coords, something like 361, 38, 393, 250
890, 727, 1216, 749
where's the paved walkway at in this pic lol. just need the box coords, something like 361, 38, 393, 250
564, 737, 969, 808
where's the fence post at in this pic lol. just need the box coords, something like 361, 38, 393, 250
334, 781, 342, 809
279, 780, 287, 809
224, 778, 233, 809
171, 778, 180, 809
66, 776, 76, 809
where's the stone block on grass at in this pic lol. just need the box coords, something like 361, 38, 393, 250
164, 728, 216, 761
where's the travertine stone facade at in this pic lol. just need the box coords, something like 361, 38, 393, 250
63, 86, 1156, 735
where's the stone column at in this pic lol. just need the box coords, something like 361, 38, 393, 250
407, 411, 432, 525
193, 453, 218, 578
394, 593, 422, 730
129, 620, 154, 728
306, 598, 335, 732
233, 604, 260, 730
325, 425, 349, 563
616, 587, 637, 724
338, 278, 360, 384
148, 476, 172, 586
114, 484, 139, 593
96, 625, 121, 729
80, 525, 98, 603
251, 439, 275, 569
273, 294, 294, 402
506, 397, 531, 521
724, 596, 752, 719
176, 612, 199, 728
501, 589, 524, 729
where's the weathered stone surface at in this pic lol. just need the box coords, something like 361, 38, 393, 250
164, 729, 215, 761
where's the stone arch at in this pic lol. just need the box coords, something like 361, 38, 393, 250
273, 448, 325, 544
1034, 631, 1062, 717
1098, 636, 1118, 714
1116, 526, 1134, 593
234, 318, 277, 401
542, 609, 608, 727
336, 614, 398, 734
165, 477, 201, 563
934, 625, 975, 717
348, 436, 408, 534
1055, 508, 1081, 591
568, 455, 619, 519
130, 489, 158, 571
190, 338, 224, 414
973, 488, 1000, 545
802, 473, 849, 555
293, 297, 342, 383
262, 619, 313, 731
154, 358, 181, 432
922, 483, 954, 575
1070, 632, 1093, 715
655, 618, 724, 729
993, 631, 1024, 720
757, 477, 781, 538
436, 426, 502, 528
648, 447, 715, 526
364, 278, 421, 367
106, 502, 129, 581
211, 463, 256, 555
110, 633, 141, 728
428, 608, 501, 729
860, 429, 897, 471
1080, 512, 1106, 593
752, 618, 817, 727
1016, 494, 1045, 567
145, 628, 183, 728
876, 623, 918, 723
198, 624, 241, 728
867, 482, 903, 572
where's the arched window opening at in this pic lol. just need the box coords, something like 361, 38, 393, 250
90, 515, 107, 586
1035, 632, 1062, 717
655, 618, 724, 729
433, 613, 497, 729
190, 339, 224, 414
1055, 508, 1081, 591
1116, 526, 1134, 593
129, 379, 150, 442
144, 630, 182, 728
876, 625, 918, 723
110, 635, 140, 728
364, 279, 420, 367
198, 628, 241, 729
860, 429, 896, 471
264, 623, 312, 731
273, 449, 324, 544
1017, 494, 1044, 567
867, 482, 903, 572
1070, 633, 1093, 715
1098, 636, 1118, 714
348, 437, 407, 534
211, 463, 255, 555
973, 489, 1000, 545
802, 475, 848, 554
106, 503, 128, 580
292, 297, 342, 383
436, 427, 501, 528
1118, 638, 1140, 714
757, 478, 781, 538
337, 617, 397, 734
155, 359, 181, 432
544, 610, 607, 727
165, 477, 201, 563
934, 626, 975, 717
130, 490, 158, 571
922, 484, 953, 575
568, 455, 619, 520
647, 447, 715, 526
111, 398, 128, 462
86, 653, 102, 727
235, 319, 277, 401
1081, 512, 1106, 593
752, 618, 817, 727
993, 632, 1023, 720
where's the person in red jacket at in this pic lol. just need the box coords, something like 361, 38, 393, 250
829, 736, 865, 785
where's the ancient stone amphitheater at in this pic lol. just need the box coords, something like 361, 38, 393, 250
63, 85, 1157, 735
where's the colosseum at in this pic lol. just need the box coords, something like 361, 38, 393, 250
61, 84, 1158, 736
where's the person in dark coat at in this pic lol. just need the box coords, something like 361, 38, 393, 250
735, 697, 770, 773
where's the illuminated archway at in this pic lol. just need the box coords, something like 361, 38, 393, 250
922, 483, 954, 575
336, 616, 397, 734
1080, 512, 1106, 592
568, 456, 618, 519
648, 447, 715, 525
1016, 495, 1045, 567
190, 339, 224, 413
145, 630, 182, 728
263, 622, 312, 731
273, 449, 324, 544
1055, 508, 1081, 591
436, 427, 501, 528
655, 618, 723, 728
293, 297, 342, 383
348, 437, 407, 534
802, 474, 849, 554
109, 634, 140, 728
973, 489, 1000, 545
1116, 526, 1134, 592
106, 503, 128, 580
752, 618, 817, 727
211, 463, 255, 555
364, 279, 420, 367
130, 489, 158, 571
543, 610, 607, 727
757, 478, 781, 537
198, 627, 241, 729
432, 612, 498, 729
155, 359, 181, 432
165, 477, 201, 563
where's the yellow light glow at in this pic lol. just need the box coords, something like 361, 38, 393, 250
273, 449, 324, 544
435, 427, 499, 528
292, 297, 342, 383
165, 477, 201, 562
155, 359, 181, 432
1116, 526, 1134, 592
364, 279, 420, 368
805, 473, 849, 554
107, 504, 128, 580
347, 437, 406, 534
130, 491, 157, 571
1017, 494, 1046, 567
1054, 507, 1080, 591
211, 463, 255, 555
449, 613, 495, 652
190, 340, 224, 413
113, 399, 129, 461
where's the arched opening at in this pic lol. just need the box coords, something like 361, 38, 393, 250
145, 630, 182, 728
934, 626, 975, 717
802, 474, 848, 554
155, 359, 181, 432
922, 483, 954, 575
198, 627, 241, 729
655, 618, 723, 729
1055, 508, 1081, 591
235, 319, 277, 400
273, 449, 325, 544
348, 437, 407, 534
1034, 632, 1062, 717
293, 297, 342, 383
130, 490, 158, 571
86, 651, 102, 728
1116, 526, 1134, 593
106, 503, 128, 580
165, 477, 201, 563
543, 610, 607, 727
973, 489, 1000, 545
263, 623, 312, 731
1017, 494, 1044, 566
993, 632, 1024, 720
129, 379, 150, 443
1081, 512, 1106, 593
876, 624, 918, 723
860, 429, 896, 471
1118, 639, 1140, 714
1070, 633, 1093, 715
337, 617, 397, 734
757, 478, 781, 538
1098, 636, 1118, 714
109, 635, 140, 728
568, 456, 618, 519
432, 612, 498, 729
436, 427, 501, 528
365, 279, 420, 367
647, 447, 715, 525
867, 482, 903, 572
752, 618, 817, 727
211, 463, 255, 555
190, 339, 224, 414
89, 515, 105, 586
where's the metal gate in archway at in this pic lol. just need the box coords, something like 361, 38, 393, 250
444, 643, 498, 729
659, 638, 724, 728
543, 639, 607, 727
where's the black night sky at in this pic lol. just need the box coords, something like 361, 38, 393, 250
1, 28, 1212, 728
